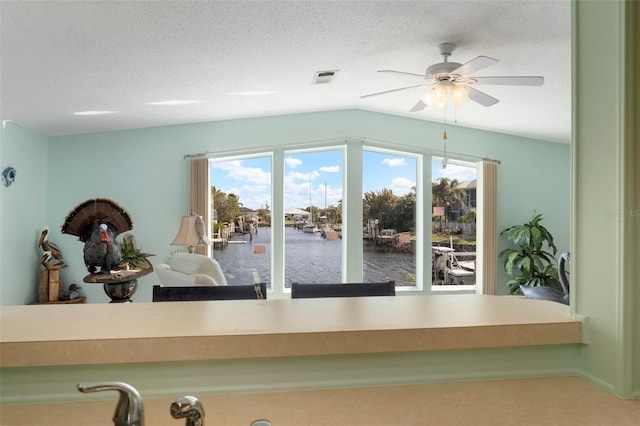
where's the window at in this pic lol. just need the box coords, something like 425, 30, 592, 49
206, 139, 491, 296
283, 148, 343, 286
431, 159, 477, 288
363, 149, 417, 287
210, 155, 272, 287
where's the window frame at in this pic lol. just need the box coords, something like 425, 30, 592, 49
206, 138, 493, 297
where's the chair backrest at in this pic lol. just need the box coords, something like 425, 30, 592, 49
290, 281, 396, 299
164, 252, 228, 286
152, 283, 266, 302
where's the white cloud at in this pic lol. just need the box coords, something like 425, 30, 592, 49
221, 186, 242, 196
438, 164, 476, 182
289, 170, 320, 182
213, 160, 271, 184
391, 177, 415, 196
319, 165, 340, 173
285, 156, 302, 168
242, 184, 269, 193
283, 176, 343, 210
382, 158, 406, 167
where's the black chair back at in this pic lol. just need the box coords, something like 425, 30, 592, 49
152, 283, 267, 302
291, 281, 395, 299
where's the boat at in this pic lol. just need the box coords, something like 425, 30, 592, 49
302, 223, 319, 233
432, 246, 476, 285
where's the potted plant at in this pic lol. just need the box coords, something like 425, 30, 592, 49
500, 211, 560, 294
119, 234, 148, 269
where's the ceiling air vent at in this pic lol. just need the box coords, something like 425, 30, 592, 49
312, 70, 339, 85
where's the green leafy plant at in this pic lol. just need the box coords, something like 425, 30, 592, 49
120, 240, 147, 268
500, 211, 560, 294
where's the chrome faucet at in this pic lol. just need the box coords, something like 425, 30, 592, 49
77, 382, 144, 426
170, 395, 205, 426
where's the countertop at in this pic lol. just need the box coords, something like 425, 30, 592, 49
0, 294, 581, 367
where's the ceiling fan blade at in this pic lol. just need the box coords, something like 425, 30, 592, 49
467, 86, 499, 107
451, 56, 498, 76
378, 70, 426, 79
360, 84, 428, 99
472, 76, 544, 86
410, 100, 426, 112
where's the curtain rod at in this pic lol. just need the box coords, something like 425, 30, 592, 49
183, 137, 350, 159
347, 136, 501, 164
184, 135, 500, 164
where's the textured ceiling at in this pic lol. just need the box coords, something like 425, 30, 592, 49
0, 1, 571, 142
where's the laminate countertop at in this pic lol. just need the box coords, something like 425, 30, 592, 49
0, 294, 581, 367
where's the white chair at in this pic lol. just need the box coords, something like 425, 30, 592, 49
155, 253, 228, 286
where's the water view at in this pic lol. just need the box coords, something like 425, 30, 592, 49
213, 226, 416, 288
210, 152, 477, 290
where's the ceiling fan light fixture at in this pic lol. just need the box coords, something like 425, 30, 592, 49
421, 84, 449, 107
420, 90, 435, 106
362, 42, 543, 112
433, 84, 448, 100
450, 85, 469, 106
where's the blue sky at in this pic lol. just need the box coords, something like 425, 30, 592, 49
211, 151, 475, 211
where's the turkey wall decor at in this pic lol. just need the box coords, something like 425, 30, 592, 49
61, 198, 153, 302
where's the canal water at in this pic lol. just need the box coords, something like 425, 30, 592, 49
213, 226, 416, 287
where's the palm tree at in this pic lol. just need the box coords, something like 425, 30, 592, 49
432, 178, 466, 230
326, 204, 342, 225
210, 186, 242, 223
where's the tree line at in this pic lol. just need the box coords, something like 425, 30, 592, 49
211, 177, 474, 234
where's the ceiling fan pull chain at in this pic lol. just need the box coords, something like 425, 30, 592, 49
442, 107, 448, 140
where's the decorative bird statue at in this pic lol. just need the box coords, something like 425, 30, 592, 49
38, 226, 64, 262
61, 198, 133, 274
82, 223, 122, 274
39, 250, 67, 270
194, 213, 210, 245
520, 252, 570, 305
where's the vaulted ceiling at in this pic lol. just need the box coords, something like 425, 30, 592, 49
0, 1, 571, 142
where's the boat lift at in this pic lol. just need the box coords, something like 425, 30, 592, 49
432, 246, 476, 285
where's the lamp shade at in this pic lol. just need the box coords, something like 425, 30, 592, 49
450, 85, 470, 106
171, 215, 210, 247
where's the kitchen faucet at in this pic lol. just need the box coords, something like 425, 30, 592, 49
78, 381, 270, 426
77, 381, 144, 426
170, 395, 205, 426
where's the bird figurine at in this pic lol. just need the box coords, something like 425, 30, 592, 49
59, 283, 81, 300
39, 250, 67, 270
194, 213, 210, 245
38, 226, 64, 262
520, 252, 570, 305
82, 223, 122, 274
61, 198, 133, 274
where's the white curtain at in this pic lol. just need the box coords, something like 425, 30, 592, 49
189, 158, 210, 256
476, 160, 498, 295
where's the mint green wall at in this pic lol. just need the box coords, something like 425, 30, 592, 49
632, 1, 640, 400
1, 345, 580, 405
0, 123, 48, 305
39, 110, 570, 303
573, 0, 639, 398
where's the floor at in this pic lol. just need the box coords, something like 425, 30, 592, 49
2, 376, 638, 425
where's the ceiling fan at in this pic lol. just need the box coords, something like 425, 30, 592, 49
361, 42, 544, 112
